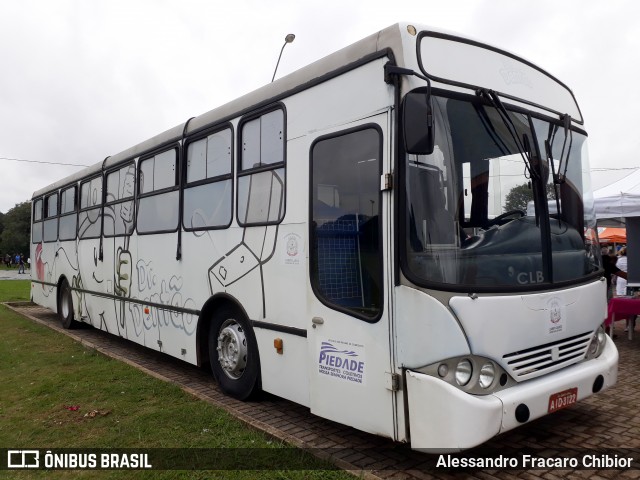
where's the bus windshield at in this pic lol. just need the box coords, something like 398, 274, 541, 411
402, 93, 600, 291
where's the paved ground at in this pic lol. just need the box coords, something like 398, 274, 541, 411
5, 300, 640, 479
0, 268, 30, 280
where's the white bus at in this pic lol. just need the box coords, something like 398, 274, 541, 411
31, 23, 618, 451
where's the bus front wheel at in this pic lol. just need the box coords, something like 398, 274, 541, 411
208, 306, 261, 400
57, 279, 76, 329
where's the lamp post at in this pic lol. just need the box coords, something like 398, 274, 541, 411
271, 33, 295, 83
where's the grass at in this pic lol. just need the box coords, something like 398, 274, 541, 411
0, 280, 355, 479
0, 263, 27, 271
0, 279, 31, 301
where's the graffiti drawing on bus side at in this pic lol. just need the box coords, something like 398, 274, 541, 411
74, 244, 106, 331
34, 242, 80, 299
129, 259, 197, 338
32, 240, 103, 332
105, 163, 136, 338
34, 243, 46, 287
34, 242, 54, 296
207, 169, 284, 317
70, 175, 104, 328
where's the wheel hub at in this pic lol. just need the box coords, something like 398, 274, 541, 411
61, 288, 72, 318
216, 320, 248, 379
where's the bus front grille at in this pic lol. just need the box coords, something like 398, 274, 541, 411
502, 331, 593, 381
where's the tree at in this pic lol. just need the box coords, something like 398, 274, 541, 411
1, 201, 31, 258
503, 182, 556, 212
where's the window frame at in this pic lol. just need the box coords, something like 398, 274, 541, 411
78, 174, 104, 240
236, 104, 287, 227
58, 184, 78, 241
308, 124, 385, 323
136, 145, 181, 235
103, 161, 136, 238
43, 191, 60, 243
31, 197, 44, 244
182, 123, 234, 232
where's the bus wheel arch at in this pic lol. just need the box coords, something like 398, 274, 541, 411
197, 295, 262, 400
56, 276, 76, 329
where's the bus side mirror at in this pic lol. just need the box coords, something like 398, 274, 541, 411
402, 92, 435, 155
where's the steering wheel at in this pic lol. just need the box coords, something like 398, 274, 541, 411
490, 209, 526, 226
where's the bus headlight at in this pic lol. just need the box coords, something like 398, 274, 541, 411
587, 326, 607, 359
478, 362, 495, 389
455, 359, 472, 386
413, 355, 513, 395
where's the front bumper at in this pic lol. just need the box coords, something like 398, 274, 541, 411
405, 336, 618, 452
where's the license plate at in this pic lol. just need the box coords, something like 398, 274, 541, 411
548, 387, 578, 413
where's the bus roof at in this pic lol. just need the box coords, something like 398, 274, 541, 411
33, 22, 409, 199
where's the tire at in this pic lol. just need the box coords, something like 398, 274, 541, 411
57, 279, 76, 329
208, 305, 261, 400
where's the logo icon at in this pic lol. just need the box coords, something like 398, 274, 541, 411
319, 341, 358, 358
286, 236, 299, 257
549, 298, 562, 324
7, 450, 40, 469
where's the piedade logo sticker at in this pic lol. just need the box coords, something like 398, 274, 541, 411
318, 341, 365, 384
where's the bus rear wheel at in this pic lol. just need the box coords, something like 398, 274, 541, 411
208, 306, 261, 400
57, 279, 76, 329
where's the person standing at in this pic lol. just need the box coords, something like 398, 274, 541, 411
615, 247, 628, 296
602, 248, 626, 301
615, 247, 636, 332
18, 254, 25, 274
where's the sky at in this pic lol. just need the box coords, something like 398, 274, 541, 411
1, 0, 638, 214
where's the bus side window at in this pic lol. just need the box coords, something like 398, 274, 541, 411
237, 108, 285, 226
32, 198, 43, 244
79, 176, 103, 240
104, 163, 135, 237
59, 185, 78, 241
43, 192, 59, 243
183, 127, 233, 230
137, 148, 180, 234
310, 127, 383, 321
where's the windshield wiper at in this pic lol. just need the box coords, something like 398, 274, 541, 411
544, 114, 573, 223
476, 88, 538, 180
545, 113, 573, 185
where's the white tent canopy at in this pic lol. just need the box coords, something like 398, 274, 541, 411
592, 169, 640, 287
593, 168, 640, 220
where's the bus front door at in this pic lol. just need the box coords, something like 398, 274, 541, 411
307, 113, 398, 440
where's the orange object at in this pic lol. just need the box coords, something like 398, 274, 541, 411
598, 227, 626, 244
